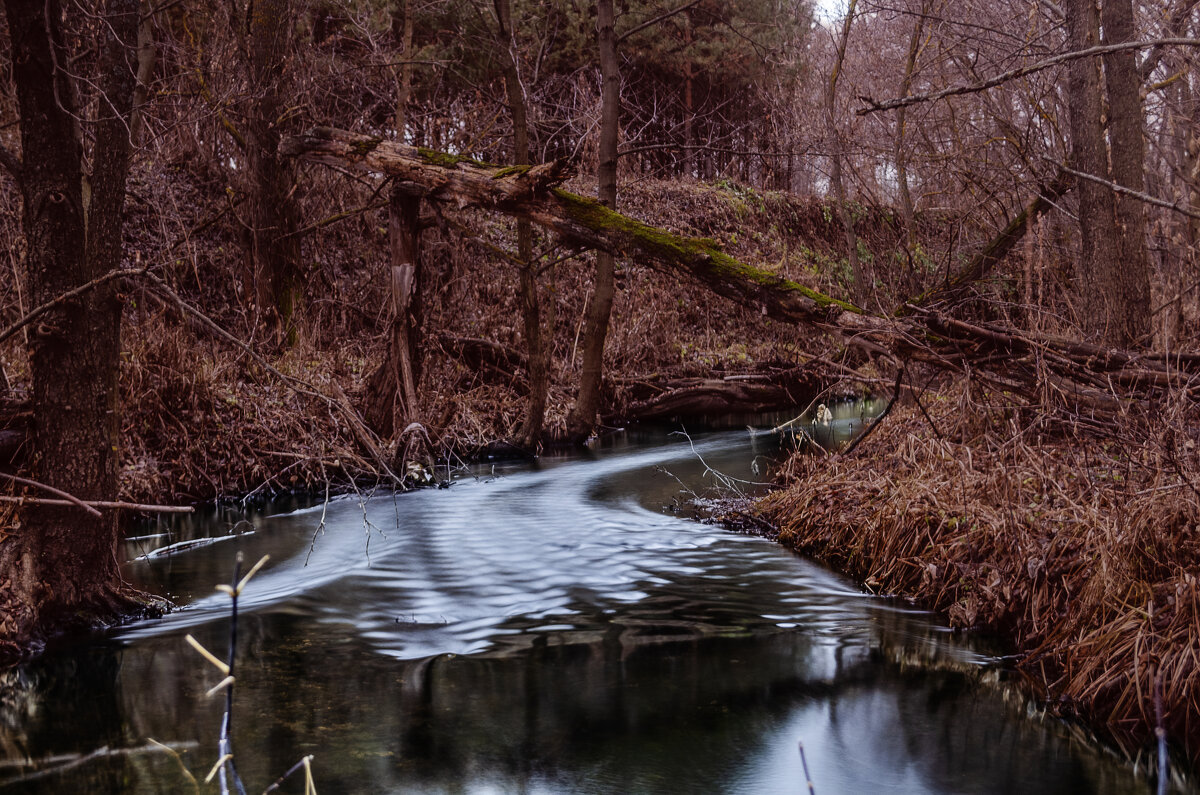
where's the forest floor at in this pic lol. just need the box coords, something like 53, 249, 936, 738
752, 380, 1200, 772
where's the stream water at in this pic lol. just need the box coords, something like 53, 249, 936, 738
0, 411, 1174, 793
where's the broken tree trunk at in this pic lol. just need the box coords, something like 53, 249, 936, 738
364, 186, 422, 438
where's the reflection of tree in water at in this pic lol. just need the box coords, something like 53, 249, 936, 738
0, 600, 1154, 793
0, 649, 134, 793
822, 670, 1121, 794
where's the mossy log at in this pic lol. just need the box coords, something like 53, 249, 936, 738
280, 127, 573, 206
281, 127, 862, 331
282, 126, 1200, 419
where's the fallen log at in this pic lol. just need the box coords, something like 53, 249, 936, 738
436, 333, 528, 390
608, 368, 827, 423
281, 128, 858, 331
281, 126, 1200, 422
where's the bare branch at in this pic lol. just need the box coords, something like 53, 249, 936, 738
616, 0, 706, 43
1055, 162, 1200, 221
0, 268, 144, 347
858, 38, 1200, 115
0, 495, 193, 513
0, 473, 102, 517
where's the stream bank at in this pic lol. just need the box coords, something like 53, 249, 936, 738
753, 383, 1200, 779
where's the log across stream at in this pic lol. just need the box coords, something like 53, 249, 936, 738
0, 413, 1165, 793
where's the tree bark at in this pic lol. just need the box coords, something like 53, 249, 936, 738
566, 0, 620, 441
1099, 0, 1152, 346
365, 1, 425, 441
494, 0, 549, 450
893, 3, 927, 264
245, 0, 302, 342
364, 187, 422, 438
0, 0, 147, 664
824, 0, 866, 304
1066, 0, 1119, 344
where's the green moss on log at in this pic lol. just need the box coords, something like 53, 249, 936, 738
349, 136, 384, 157
552, 189, 861, 314
492, 164, 533, 179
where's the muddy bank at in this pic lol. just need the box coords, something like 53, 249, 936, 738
753, 384, 1200, 771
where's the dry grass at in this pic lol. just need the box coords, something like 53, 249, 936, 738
755, 379, 1200, 763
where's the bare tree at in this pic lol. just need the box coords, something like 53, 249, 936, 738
0, 0, 149, 662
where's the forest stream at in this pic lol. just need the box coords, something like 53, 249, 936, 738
0, 408, 1172, 793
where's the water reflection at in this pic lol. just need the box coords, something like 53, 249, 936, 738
0, 420, 1177, 793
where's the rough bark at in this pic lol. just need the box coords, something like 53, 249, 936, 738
893, 4, 927, 261
1066, 0, 1121, 345
1099, 0, 1152, 346
364, 188, 422, 438
0, 0, 150, 664
566, 0, 620, 441
364, 1, 425, 442
245, 0, 302, 340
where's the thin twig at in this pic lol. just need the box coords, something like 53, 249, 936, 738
0, 472, 101, 517
0, 495, 192, 513
841, 366, 905, 457
857, 38, 1200, 114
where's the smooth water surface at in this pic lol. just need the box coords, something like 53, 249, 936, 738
0, 421, 1171, 793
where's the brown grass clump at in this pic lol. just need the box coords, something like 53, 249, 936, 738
755, 380, 1200, 764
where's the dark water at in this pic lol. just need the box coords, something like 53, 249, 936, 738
0, 417, 1179, 793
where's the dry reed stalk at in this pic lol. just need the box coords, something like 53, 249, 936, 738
756, 381, 1200, 765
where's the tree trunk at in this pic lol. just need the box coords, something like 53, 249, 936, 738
495, 0, 550, 451
682, 19, 696, 179
893, 3, 926, 267
130, 0, 158, 144
1098, 0, 1151, 347
364, 187, 422, 438
824, 0, 865, 304
0, 0, 147, 664
1065, 0, 1120, 344
283, 125, 1200, 418
566, 0, 619, 441
364, 0, 426, 441
245, 0, 301, 342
